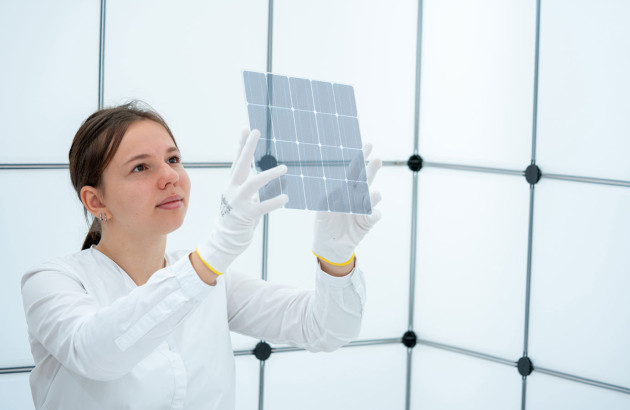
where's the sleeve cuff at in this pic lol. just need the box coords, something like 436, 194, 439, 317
315, 259, 357, 288
172, 253, 213, 300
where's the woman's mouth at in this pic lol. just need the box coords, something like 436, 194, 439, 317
157, 195, 183, 210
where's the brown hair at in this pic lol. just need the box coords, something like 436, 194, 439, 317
69, 101, 177, 250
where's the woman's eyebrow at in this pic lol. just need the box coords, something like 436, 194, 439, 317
122, 146, 180, 166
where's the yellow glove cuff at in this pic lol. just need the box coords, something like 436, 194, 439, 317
195, 248, 225, 276
312, 251, 356, 266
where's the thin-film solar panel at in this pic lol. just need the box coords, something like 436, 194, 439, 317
243, 71, 372, 215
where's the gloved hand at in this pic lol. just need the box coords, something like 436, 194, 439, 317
312, 144, 382, 266
196, 128, 288, 275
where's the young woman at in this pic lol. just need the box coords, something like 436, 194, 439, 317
21, 102, 382, 409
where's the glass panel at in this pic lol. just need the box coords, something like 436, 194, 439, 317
337, 116, 362, 149
105, 0, 268, 162
0, 170, 87, 367
234, 355, 260, 410
419, 0, 535, 169
529, 179, 630, 387
265, 344, 406, 410
311, 81, 336, 114
316, 113, 342, 147
267, 167, 410, 341
243, 71, 268, 105
537, 0, 630, 181
267, 74, 292, 108
270, 108, 296, 142
412, 345, 521, 409
0, 373, 35, 410
293, 110, 318, 144
279, 175, 306, 210
415, 168, 529, 360
289, 78, 315, 111
273, 0, 418, 161
0, 1, 99, 163
527, 372, 630, 409
333, 83, 358, 117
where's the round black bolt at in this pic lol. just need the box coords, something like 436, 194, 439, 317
407, 154, 423, 172
517, 356, 534, 376
254, 341, 272, 361
259, 154, 278, 171
402, 331, 417, 348
525, 164, 542, 185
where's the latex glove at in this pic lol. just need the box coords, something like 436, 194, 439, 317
197, 129, 288, 275
312, 144, 382, 266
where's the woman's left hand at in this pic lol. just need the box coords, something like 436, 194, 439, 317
312, 144, 382, 270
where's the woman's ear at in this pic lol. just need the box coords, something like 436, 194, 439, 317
80, 186, 106, 218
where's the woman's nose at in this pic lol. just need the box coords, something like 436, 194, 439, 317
158, 162, 179, 189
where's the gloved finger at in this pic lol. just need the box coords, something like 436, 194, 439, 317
366, 157, 382, 186
370, 190, 382, 208
258, 193, 289, 215
241, 164, 288, 197
363, 143, 373, 160
366, 208, 382, 225
230, 127, 251, 177
232, 130, 260, 185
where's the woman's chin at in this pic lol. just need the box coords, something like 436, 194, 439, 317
155, 212, 187, 235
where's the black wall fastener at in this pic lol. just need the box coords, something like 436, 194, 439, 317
402, 331, 417, 348
254, 341, 272, 361
517, 356, 534, 376
525, 164, 542, 185
407, 154, 423, 172
259, 154, 278, 172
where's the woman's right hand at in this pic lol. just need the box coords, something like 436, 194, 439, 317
195, 129, 288, 281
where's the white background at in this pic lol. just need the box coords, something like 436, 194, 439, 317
1, 0, 629, 409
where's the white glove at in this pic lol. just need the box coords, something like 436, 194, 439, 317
197, 128, 288, 275
312, 144, 382, 265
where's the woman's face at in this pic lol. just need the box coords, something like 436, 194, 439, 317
99, 119, 191, 237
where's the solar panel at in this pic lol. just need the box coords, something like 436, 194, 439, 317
243, 71, 372, 215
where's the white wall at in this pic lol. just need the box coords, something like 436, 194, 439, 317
1, 0, 630, 409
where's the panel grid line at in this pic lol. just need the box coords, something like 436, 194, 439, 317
3, 162, 630, 189
522, 0, 542, 407
4, 338, 630, 396
257, 1, 274, 409
406, 0, 424, 408
98, 0, 106, 109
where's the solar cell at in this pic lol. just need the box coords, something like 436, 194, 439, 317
243, 71, 372, 215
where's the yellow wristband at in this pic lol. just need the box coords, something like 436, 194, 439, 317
312, 251, 356, 266
195, 248, 225, 276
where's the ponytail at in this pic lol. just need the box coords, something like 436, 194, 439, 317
81, 218, 102, 250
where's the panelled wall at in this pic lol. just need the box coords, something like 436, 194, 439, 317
1, 1, 629, 409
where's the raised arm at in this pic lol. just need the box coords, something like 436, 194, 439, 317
225, 262, 366, 352
21, 255, 211, 381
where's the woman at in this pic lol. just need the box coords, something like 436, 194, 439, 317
21, 102, 382, 409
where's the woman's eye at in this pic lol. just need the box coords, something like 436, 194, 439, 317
132, 164, 147, 173
168, 155, 181, 164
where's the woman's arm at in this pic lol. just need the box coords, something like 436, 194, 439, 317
21, 255, 212, 381
225, 260, 366, 352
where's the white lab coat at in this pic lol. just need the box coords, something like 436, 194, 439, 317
21, 246, 366, 409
